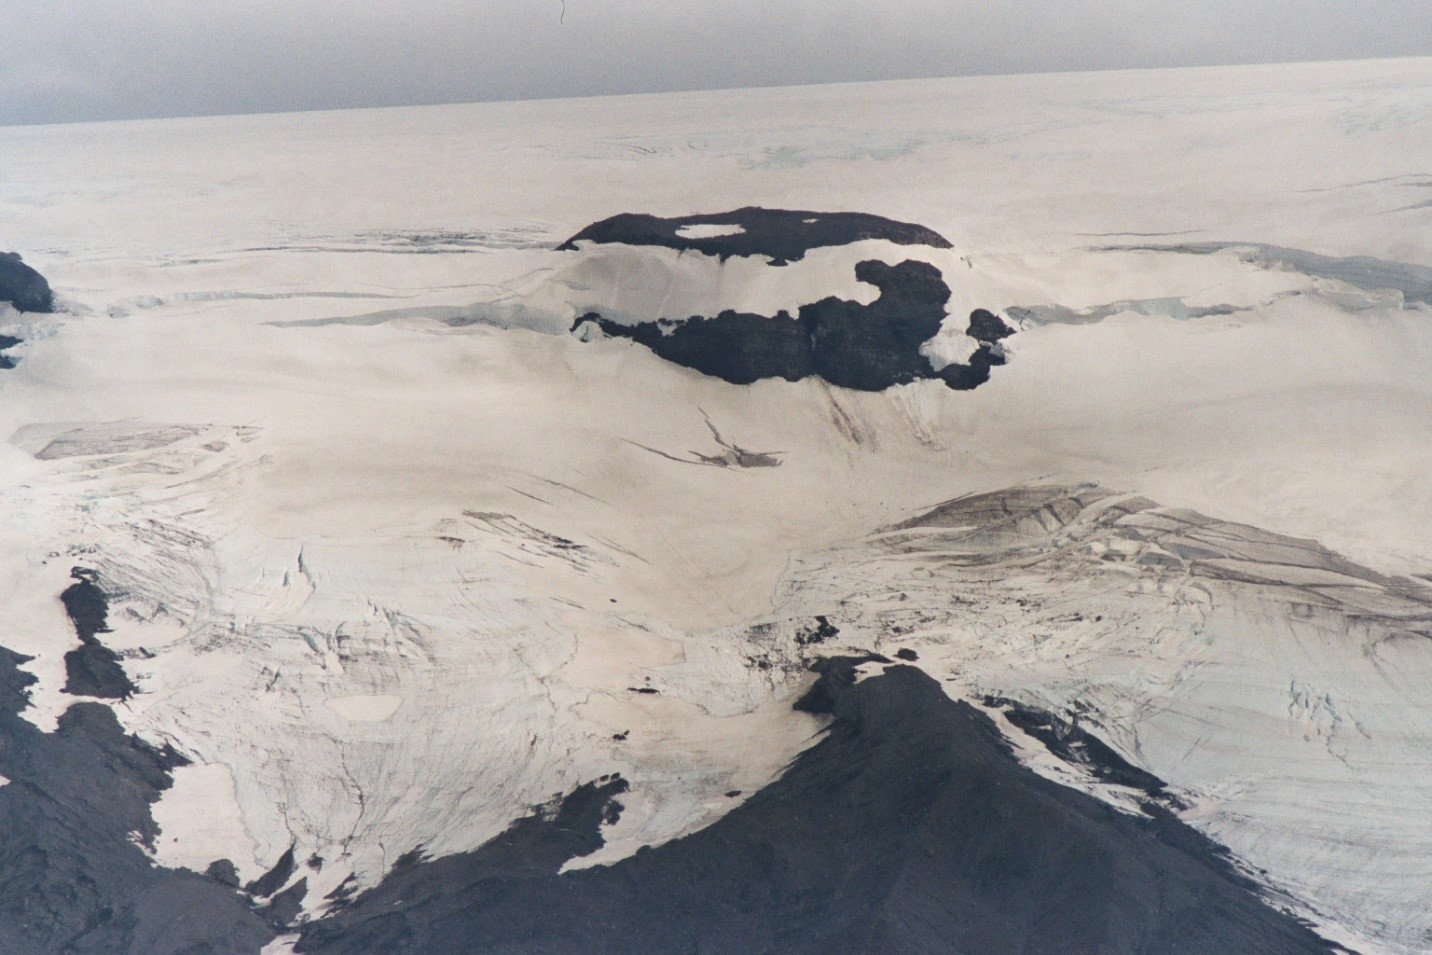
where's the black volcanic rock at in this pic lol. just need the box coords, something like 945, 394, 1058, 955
0, 641, 273, 954
296, 658, 1337, 955
985, 695, 1175, 801
0, 334, 21, 371
967, 307, 1015, 343
562, 207, 1016, 392
246, 844, 298, 898
60, 567, 138, 701
0, 252, 54, 313
558, 207, 952, 265
577, 258, 1011, 392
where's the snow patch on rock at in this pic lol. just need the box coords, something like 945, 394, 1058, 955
151, 762, 261, 882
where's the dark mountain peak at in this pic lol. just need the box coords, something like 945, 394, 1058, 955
295, 659, 1339, 955
560, 210, 1014, 393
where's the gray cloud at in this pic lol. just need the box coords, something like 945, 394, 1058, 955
1, 0, 1429, 125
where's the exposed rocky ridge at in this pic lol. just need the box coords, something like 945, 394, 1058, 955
576, 260, 1011, 392
983, 695, 1179, 805
0, 643, 274, 954
295, 658, 1337, 955
559, 207, 1014, 391
0, 252, 54, 313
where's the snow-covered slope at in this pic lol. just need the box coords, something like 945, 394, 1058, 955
0, 56, 1430, 953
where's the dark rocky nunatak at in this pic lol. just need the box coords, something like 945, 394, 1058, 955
967, 307, 1016, 343
557, 207, 952, 265
577, 260, 1010, 392
0, 335, 21, 370
0, 252, 55, 313
562, 208, 1015, 392
296, 657, 1337, 955
60, 567, 138, 700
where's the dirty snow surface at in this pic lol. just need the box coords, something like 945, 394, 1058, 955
2, 57, 1431, 954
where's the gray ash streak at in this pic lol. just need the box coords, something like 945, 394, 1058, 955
296, 657, 1338, 955
1108, 241, 1432, 307
1007, 297, 1245, 327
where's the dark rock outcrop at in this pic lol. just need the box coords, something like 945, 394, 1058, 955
296, 657, 1337, 955
0, 334, 21, 370
558, 207, 952, 266
577, 260, 1010, 392
967, 307, 1016, 343
984, 695, 1176, 802
60, 568, 138, 701
0, 252, 54, 313
246, 844, 298, 899
561, 208, 1016, 392
0, 641, 274, 954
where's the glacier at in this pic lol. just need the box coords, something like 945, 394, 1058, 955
0, 56, 1430, 953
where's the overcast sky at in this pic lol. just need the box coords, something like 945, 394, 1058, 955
2, 0, 1430, 126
